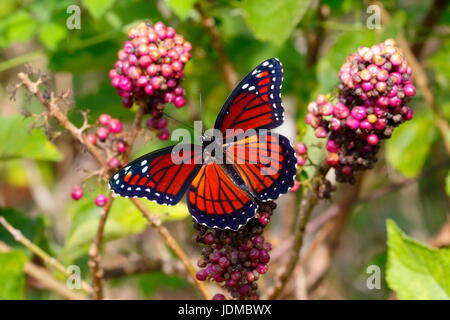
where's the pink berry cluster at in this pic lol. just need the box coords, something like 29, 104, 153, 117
71, 114, 128, 207
109, 21, 192, 140
194, 202, 276, 300
305, 39, 415, 184
290, 142, 308, 192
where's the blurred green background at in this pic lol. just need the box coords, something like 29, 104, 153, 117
0, 0, 449, 300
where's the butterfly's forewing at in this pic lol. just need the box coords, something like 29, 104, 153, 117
109, 145, 202, 205
226, 132, 297, 201
214, 58, 284, 138
187, 162, 257, 230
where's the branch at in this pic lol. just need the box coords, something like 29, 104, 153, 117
131, 198, 212, 300
0, 216, 93, 295
411, 0, 449, 57
0, 241, 87, 300
88, 194, 114, 300
305, 2, 329, 66
17, 72, 108, 169
304, 176, 364, 295
267, 165, 329, 299
374, 1, 450, 156
195, 2, 238, 89
88, 106, 144, 300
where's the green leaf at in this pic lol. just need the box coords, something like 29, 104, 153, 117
0, 251, 28, 299
165, 0, 197, 20
316, 29, 376, 94
386, 219, 450, 299
241, 0, 311, 46
0, 10, 37, 49
62, 194, 189, 262
0, 115, 63, 161
386, 109, 436, 178
427, 39, 450, 83
82, 0, 115, 19
38, 22, 67, 51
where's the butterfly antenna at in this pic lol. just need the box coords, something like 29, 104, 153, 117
162, 111, 195, 131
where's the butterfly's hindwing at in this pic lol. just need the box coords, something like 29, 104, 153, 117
226, 132, 297, 201
187, 162, 257, 230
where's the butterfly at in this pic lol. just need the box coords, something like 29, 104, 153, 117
109, 58, 297, 230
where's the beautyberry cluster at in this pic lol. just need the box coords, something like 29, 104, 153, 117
194, 202, 276, 300
109, 21, 192, 140
290, 143, 308, 192
71, 114, 128, 207
305, 39, 415, 184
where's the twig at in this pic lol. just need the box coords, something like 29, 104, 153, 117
194, 2, 238, 89
267, 165, 329, 299
87, 106, 144, 300
131, 198, 212, 300
358, 160, 449, 203
0, 216, 93, 294
305, 2, 328, 66
104, 258, 163, 279
429, 218, 450, 248
103, 256, 185, 279
374, 1, 450, 156
17, 72, 109, 169
304, 176, 364, 295
88, 193, 114, 300
0, 51, 45, 73
411, 0, 449, 57
0, 241, 87, 300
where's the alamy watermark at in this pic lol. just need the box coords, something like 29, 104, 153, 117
66, 265, 81, 290
66, 5, 81, 30
366, 5, 381, 30
366, 264, 381, 290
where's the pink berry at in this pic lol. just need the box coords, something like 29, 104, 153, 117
326, 140, 339, 153
85, 133, 97, 145
158, 129, 170, 140
351, 106, 367, 121
341, 166, 353, 176
108, 118, 123, 134
95, 194, 108, 207
366, 134, 379, 145
334, 102, 350, 119
326, 152, 339, 166
98, 114, 112, 126
296, 156, 307, 166
117, 141, 127, 153
258, 213, 269, 225
96, 127, 109, 141
256, 264, 268, 274
295, 143, 307, 155
315, 126, 328, 138
108, 157, 121, 168
212, 294, 226, 300
71, 186, 83, 200
403, 83, 416, 96
174, 96, 185, 108
360, 120, 373, 131
346, 116, 360, 130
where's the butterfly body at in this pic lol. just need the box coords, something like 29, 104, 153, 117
109, 58, 297, 230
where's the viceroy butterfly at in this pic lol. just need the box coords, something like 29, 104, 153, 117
109, 58, 297, 230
